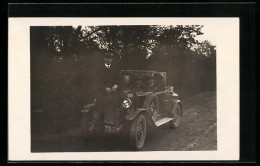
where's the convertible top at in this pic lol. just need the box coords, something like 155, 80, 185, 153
121, 70, 167, 91
121, 70, 155, 77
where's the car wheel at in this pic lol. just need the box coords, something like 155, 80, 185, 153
81, 113, 92, 139
143, 94, 159, 121
169, 104, 181, 128
129, 114, 147, 150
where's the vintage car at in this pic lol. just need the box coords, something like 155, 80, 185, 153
81, 70, 182, 150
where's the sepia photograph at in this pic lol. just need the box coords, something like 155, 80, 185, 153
30, 25, 217, 152
8, 17, 239, 161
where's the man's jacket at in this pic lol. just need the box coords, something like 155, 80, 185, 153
94, 63, 120, 95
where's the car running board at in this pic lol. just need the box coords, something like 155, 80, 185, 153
154, 117, 173, 127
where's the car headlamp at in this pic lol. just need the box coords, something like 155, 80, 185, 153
122, 98, 132, 109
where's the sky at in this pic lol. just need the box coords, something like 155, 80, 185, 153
195, 25, 218, 46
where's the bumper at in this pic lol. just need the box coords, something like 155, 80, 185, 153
104, 123, 124, 133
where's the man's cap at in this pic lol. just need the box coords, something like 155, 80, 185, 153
104, 53, 113, 58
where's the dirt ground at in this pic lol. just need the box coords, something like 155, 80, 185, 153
31, 91, 217, 152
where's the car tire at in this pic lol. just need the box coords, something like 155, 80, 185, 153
81, 113, 92, 139
129, 114, 147, 150
169, 104, 181, 128
143, 94, 159, 121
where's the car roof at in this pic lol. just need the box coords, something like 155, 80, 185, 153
121, 70, 166, 78
121, 70, 156, 77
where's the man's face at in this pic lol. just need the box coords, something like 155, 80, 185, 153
104, 57, 113, 65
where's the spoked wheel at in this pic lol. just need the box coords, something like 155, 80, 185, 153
129, 114, 147, 150
143, 94, 159, 121
81, 113, 92, 139
148, 100, 158, 121
169, 104, 181, 128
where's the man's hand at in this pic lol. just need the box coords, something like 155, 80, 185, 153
111, 84, 118, 92
105, 87, 112, 93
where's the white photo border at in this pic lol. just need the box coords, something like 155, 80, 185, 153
8, 17, 239, 161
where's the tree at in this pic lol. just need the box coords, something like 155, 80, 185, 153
31, 25, 217, 133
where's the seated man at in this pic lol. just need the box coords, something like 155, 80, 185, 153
90, 53, 123, 131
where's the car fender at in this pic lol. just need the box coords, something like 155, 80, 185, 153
125, 108, 146, 120
81, 103, 95, 113
168, 99, 183, 116
125, 108, 154, 124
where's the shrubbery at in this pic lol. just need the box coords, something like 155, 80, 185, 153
31, 26, 216, 134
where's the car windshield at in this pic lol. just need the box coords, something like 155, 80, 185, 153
121, 75, 154, 91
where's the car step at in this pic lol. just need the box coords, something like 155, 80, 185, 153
155, 117, 173, 127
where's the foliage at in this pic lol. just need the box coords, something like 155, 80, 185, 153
31, 25, 216, 133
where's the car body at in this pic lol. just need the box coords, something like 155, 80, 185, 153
81, 70, 182, 150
